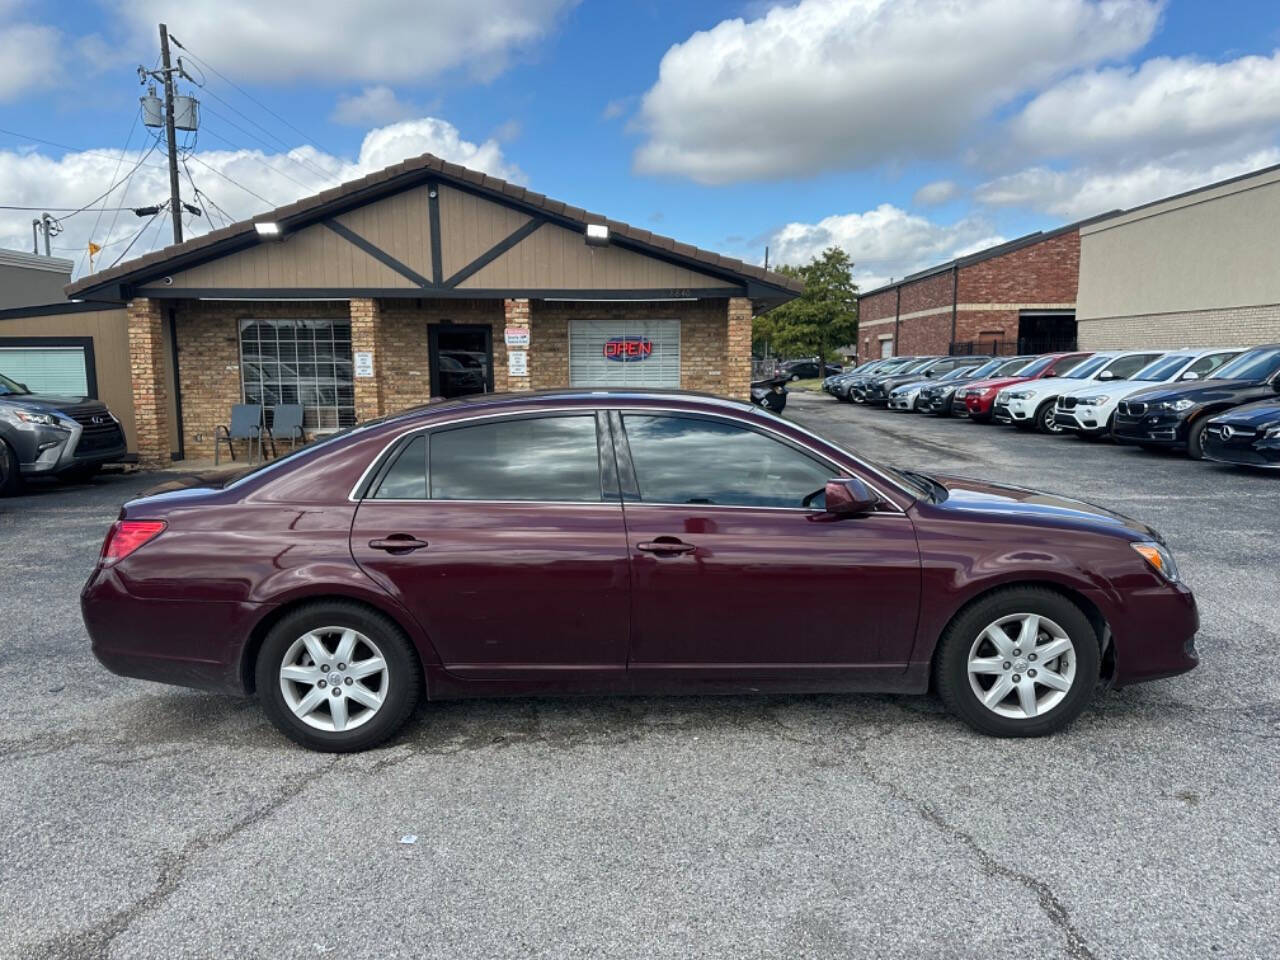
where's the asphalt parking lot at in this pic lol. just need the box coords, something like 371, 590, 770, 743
4, 393, 1279, 960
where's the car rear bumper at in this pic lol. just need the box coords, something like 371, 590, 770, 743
81, 566, 267, 695
1110, 583, 1200, 687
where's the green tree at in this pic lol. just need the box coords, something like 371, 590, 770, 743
753, 247, 859, 365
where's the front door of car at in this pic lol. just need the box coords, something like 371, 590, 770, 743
350, 412, 631, 683
610, 412, 921, 689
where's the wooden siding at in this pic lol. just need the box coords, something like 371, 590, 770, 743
140, 220, 417, 291
0, 307, 138, 452
334, 184, 434, 279
457, 219, 728, 291
436, 184, 531, 279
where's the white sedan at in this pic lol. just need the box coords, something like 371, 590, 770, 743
1054, 348, 1243, 437
994, 350, 1165, 433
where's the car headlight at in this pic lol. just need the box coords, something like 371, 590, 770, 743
1008, 390, 1034, 400
1084, 396, 1109, 406
1131, 541, 1180, 582
1264, 423, 1280, 439
14, 410, 66, 428
1159, 398, 1197, 412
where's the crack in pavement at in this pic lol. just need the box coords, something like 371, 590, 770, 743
762, 706, 1099, 960
23, 757, 339, 960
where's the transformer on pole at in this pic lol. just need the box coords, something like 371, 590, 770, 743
138, 23, 200, 245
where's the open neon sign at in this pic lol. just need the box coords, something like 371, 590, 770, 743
603, 336, 654, 362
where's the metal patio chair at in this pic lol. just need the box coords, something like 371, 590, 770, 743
214, 403, 265, 465
266, 404, 307, 458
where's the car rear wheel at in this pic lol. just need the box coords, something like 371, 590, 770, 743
0, 440, 22, 497
257, 602, 422, 752
935, 587, 1099, 737
1034, 401, 1062, 434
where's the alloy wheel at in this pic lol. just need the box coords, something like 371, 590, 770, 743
966, 613, 1077, 720
279, 627, 389, 732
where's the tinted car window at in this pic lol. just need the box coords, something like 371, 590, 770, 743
430, 416, 602, 502
623, 415, 832, 509
1063, 355, 1111, 379
1183, 352, 1237, 379
1132, 355, 1194, 381
1211, 347, 1280, 381
372, 435, 427, 499
1102, 353, 1162, 379
1051, 355, 1089, 375
1015, 355, 1058, 377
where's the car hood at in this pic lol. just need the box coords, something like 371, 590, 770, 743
1123, 378, 1270, 405
1209, 398, 1280, 427
932, 475, 1159, 541
1069, 379, 1169, 401
962, 374, 1032, 393
1, 392, 97, 411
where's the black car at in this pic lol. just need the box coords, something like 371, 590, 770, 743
1113, 344, 1280, 459
780, 359, 842, 380
866, 355, 989, 406
832, 357, 917, 401
1202, 399, 1280, 469
848, 356, 929, 403
0, 372, 127, 495
918, 356, 1029, 415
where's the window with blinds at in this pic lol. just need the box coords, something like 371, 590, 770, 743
568, 318, 680, 388
239, 319, 355, 431
0, 346, 88, 396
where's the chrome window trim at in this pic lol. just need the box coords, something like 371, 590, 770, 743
348, 403, 912, 513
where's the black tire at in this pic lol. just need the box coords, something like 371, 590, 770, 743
789, 373, 800, 382
1034, 400, 1062, 434
256, 601, 422, 752
0, 440, 22, 497
1186, 417, 1210, 461
934, 586, 1099, 738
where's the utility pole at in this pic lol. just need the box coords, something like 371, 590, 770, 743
159, 24, 183, 245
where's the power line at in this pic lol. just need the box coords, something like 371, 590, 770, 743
82, 109, 143, 276
0, 204, 142, 212
0, 125, 171, 171
185, 152, 279, 207
109, 207, 165, 268
168, 37, 341, 158
198, 122, 326, 195
195, 89, 340, 187
54, 140, 161, 223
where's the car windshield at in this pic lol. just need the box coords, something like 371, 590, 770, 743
1064, 355, 1112, 379
1133, 355, 1194, 381
993, 357, 1034, 376
1211, 347, 1280, 381
1012, 355, 1058, 377
939, 366, 975, 381
966, 358, 1009, 378
0, 372, 29, 395
893, 358, 933, 374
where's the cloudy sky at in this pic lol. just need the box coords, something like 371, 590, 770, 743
2, 0, 1279, 289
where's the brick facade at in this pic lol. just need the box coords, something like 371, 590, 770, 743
855, 230, 1082, 363
152, 295, 750, 462
1079, 303, 1280, 350
126, 298, 172, 467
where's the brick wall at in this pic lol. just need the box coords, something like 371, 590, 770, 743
377, 298, 506, 410
1079, 303, 1280, 350
126, 298, 172, 467
958, 230, 1080, 304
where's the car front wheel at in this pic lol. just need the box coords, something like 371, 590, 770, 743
0, 439, 22, 497
1034, 401, 1062, 434
257, 602, 422, 752
1186, 417, 1210, 460
934, 587, 1099, 737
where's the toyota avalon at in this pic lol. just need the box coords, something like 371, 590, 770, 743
83, 390, 1198, 752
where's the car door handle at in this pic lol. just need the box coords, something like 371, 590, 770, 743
636, 539, 696, 556
368, 536, 429, 553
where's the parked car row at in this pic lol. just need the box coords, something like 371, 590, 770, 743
823, 344, 1280, 469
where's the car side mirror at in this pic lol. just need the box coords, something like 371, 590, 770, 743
824, 477, 878, 517
1043, 370, 1057, 378
1097, 370, 1116, 380
16, 382, 28, 391
1180, 371, 1200, 381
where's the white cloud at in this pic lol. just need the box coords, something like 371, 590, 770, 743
634, 0, 1160, 183
0, 116, 522, 279
912, 180, 959, 208
975, 149, 1280, 219
110, 0, 577, 84
330, 87, 426, 127
1012, 51, 1280, 160
768, 204, 1005, 290
0, 22, 62, 99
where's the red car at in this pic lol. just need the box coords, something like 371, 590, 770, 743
82, 389, 1197, 752
958, 352, 1093, 421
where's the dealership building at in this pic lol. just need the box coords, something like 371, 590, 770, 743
0, 152, 799, 466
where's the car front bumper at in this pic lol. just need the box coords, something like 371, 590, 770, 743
1203, 425, 1280, 468
1109, 581, 1200, 687
994, 397, 1035, 424
16, 419, 127, 475
1112, 410, 1188, 446
1055, 403, 1110, 434
887, 393, 919, 410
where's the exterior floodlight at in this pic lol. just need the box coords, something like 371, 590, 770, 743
255, 222, 282, 239
585, 223, 609, 246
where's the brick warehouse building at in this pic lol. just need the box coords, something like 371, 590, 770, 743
855, 217, 1109, 363
49, 152, 799, 466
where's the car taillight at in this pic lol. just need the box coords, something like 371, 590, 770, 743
101, 520, 167, 564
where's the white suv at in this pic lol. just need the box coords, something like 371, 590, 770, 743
994, 350, 1165, 433
1054, 348, 1243, 438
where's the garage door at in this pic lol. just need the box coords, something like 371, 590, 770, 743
569, 318, 680, 388
0, 346, 89, 396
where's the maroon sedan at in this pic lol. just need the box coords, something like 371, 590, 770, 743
83, 390, 1197, 751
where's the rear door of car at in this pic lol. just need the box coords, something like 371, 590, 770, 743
608, 409, 921, 689
350, 410, 632, 683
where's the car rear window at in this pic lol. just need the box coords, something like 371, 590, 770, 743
429, 415, 603, 502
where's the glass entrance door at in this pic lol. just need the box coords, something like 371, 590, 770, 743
428, 325, 494, 398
